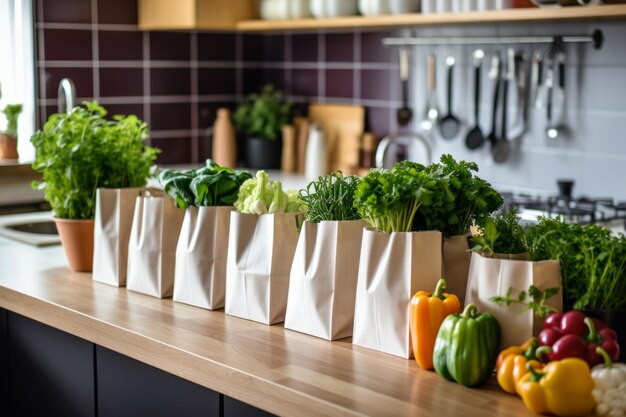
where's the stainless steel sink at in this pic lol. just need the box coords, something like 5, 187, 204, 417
6, 221, 57, 235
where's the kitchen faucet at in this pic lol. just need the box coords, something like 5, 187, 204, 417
57, 78, 76, 113
375, 133, 432, 168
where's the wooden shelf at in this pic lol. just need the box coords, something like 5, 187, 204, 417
237, 5, 626, 32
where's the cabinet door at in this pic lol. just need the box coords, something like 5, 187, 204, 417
96, 345, 220, 417
0, 308, 9, 413
8, 312, 96, 417
224, 396, 275, 417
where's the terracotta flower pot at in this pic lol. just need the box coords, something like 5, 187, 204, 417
54, 217, 95, 272
0, 133, 18, 160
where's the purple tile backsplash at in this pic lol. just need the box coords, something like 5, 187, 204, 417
35, 0, 398, 165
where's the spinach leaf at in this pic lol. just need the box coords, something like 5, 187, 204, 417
158, 160, 251, 209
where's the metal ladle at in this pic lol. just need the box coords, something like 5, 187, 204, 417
465, 49, 485, 150
438, 56, 461, 139
396, 47, 413, 126
546, 52, 567, 139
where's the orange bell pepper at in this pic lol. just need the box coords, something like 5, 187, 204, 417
410, 278, 461, 369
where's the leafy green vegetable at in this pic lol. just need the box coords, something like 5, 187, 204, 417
2, 104, 22, 138
489, 285, 561, 319
353, 161, 452, 234
234, 170, 303, 215
527, 217, 626, 310
233, 84, 291, 141
415, 154, 503, 237
31, 101, 159, 219
471, 208, 528, 255
299, 171, 361, 223
158, 160, 251, 209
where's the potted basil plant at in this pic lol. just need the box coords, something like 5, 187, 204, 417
233, 84, 291, 169
31, 101, 159, 272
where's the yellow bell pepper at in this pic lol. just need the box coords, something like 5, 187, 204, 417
517, 358, 596, 417
498, 355, 543, 395
496, 337, 534, 369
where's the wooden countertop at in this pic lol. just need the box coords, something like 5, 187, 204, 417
0, 237, 535, 417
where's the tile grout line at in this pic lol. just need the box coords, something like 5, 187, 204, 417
143, 32, 151, 141
37, 94, 238, 106
91, 0, 100, 100
318, 30, 325, 103
190, 32, 199, 162
37, 0, 46, 127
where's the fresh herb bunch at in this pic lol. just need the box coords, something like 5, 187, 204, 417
31, 101, 159, 219
2, 104, 23, 138
471, 208, 528, 255
233, 84, 292, 141
299, 171, 360, 223
158, 160, 252, 209
527, 216, 626, 310
489, 285, 561, 319
353, 161, 451, 234
416, 154, 503, 237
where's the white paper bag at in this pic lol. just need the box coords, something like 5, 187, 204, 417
284, 220, 367, 340
225, 212, 301, 325
353, 228, 443, 359
173, 206, 232, 310
127, 193, 185, 298
465, 251, 562, 349
93, 187, 153, 287
442, 235, 471, 306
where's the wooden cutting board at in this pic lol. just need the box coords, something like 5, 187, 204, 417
308, 103, 365, 174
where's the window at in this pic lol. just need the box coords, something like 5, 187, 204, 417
0, 0, 36, 162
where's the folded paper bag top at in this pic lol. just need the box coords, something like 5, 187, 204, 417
225, 211, 302, 325
352, 228, 443, 359
285, 219, 367, 340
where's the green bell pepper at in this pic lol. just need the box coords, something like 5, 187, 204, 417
433, 303, 501, 387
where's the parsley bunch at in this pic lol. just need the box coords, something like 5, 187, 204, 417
353, 161, 452, 234
416, 154, 503, 237
31, 101, 159, 220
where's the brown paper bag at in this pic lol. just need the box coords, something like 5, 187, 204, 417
465, 251, 562, 349
352, 228, 443, 359
126, 193, 185, 298
284, 220, 367, 340
442, 235, 471, 306
93, 187, 155, 287
225, 212, 301, 325
173, 206, 232, 310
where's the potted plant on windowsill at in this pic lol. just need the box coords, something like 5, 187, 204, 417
233, 84, 292, 169
0, 104, 22, 160
31, 101, 159, 272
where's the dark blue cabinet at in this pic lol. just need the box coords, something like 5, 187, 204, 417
0, 308, 9, 413
2, 311, 273, 417
96, 345, 220, 417
224, 396, 275, 417
8, 311, 96, 417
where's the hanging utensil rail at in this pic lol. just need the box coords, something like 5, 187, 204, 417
382, 29, 603, 49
